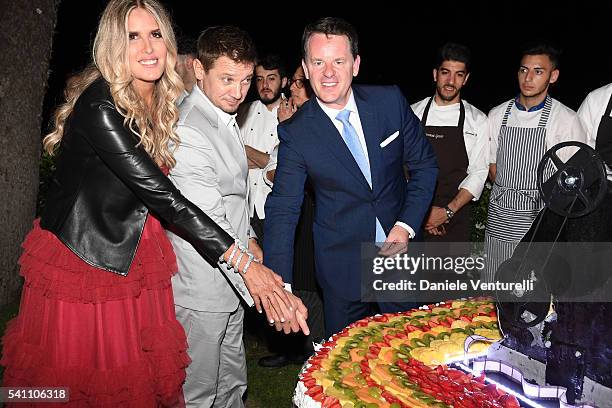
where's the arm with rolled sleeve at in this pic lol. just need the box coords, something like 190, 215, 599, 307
458, 111, 489, 200
263, 127, 307, 285
395, 87, 438, 233
262, 144, 279, 188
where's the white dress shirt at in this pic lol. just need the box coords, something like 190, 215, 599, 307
488, 97, 587, 163
316, 90, 415, 238
237, 99, 281, 219
411, 98, 489, 200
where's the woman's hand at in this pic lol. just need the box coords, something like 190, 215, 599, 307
277, 97, 297, 122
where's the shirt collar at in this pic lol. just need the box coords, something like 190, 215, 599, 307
316, 88, 358, 122
196, 86, 237, 128
514, 95, 547, 112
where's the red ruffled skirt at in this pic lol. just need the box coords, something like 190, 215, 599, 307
1, 216, 189, 407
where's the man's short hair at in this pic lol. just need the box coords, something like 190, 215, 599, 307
436, 42, 471, 72
521, 42, 561, 69
177, 34, 197, 57
196, 25, 257, 72
302, 17, 358, 59
257, 53, 287, 79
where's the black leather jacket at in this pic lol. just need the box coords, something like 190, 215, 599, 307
40, 78, 233, 276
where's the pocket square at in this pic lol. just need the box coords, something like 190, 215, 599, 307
380, 131, 399, 147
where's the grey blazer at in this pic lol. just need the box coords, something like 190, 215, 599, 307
168, 86, 254, 312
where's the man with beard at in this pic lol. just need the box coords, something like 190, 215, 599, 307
484, 42, 587, 282
238, 54, 288, 240
411, 43, 488, 242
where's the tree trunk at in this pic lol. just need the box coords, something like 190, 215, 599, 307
0, 0, 59, 307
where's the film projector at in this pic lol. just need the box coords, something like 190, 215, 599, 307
490, 142, 612, 406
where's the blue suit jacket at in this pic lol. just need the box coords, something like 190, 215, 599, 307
263, 85, 438, 300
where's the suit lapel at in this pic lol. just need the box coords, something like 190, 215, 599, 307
354, 87, 382, 195
191, 87, 247, 175
307, 98, 372, 191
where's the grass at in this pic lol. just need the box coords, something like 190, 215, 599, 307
244, 327, 303, 408
0, 299, 300, 407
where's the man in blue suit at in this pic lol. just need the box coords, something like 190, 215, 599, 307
264, 17, 438, 337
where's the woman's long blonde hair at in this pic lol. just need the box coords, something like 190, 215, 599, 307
43, 0, 182, 168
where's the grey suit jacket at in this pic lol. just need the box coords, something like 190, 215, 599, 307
168, 86, 254, 312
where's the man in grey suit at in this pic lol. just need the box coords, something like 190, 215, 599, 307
167, 26, 308, 408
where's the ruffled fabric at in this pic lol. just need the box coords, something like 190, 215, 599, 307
1, 215, 188, 407
17, 217, 177, 304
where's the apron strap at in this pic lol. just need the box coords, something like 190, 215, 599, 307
421, 96, 434, 125
422, 97, 466, 128
537, 95, 553, 128
501, 100, 514, 128
604, 93, 612, 118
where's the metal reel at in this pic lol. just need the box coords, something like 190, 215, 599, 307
537, 141, 607, 218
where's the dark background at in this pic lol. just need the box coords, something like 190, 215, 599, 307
43, 1, 610, 128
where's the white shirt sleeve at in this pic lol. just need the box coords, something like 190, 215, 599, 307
547, 104, 588, 162
577, 85, 612, 149
487, 105, 503, 165
458, 108, 489, 200
394, 221, 416, 239
262, 144, 279, 188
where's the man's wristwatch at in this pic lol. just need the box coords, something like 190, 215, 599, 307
444, 206, 455, 220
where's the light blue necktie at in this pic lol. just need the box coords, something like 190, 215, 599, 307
336, 109, 387, 244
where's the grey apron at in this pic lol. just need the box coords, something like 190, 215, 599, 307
484, 96, 552, 281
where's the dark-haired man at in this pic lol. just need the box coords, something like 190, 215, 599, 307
484, 43, 587, 281
264, 17, 438, 337
238, 54, 288, 240
176, 35, 197, 105
168, 26, 307, 407
412, 42, 488, 242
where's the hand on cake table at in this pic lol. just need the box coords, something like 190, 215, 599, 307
224, 243, 291, 324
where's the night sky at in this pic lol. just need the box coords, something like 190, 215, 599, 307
43, 1, 610, 127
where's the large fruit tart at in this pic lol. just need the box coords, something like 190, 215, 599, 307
294, 298, 520, 408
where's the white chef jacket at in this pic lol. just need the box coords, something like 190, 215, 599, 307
488, 97, 587, 163
578, 82, 612, 149
237, 99, 281, 219
411, 97, 489, 200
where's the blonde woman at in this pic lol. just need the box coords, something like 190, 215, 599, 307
0, 1, 301, 406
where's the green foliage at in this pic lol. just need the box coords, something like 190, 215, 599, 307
244, 332, 302, 407
470, 182, 491, 242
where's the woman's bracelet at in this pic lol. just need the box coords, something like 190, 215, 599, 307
228, 243, 240, 265
242, 253, 255, 274
234, 250, 245, 271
